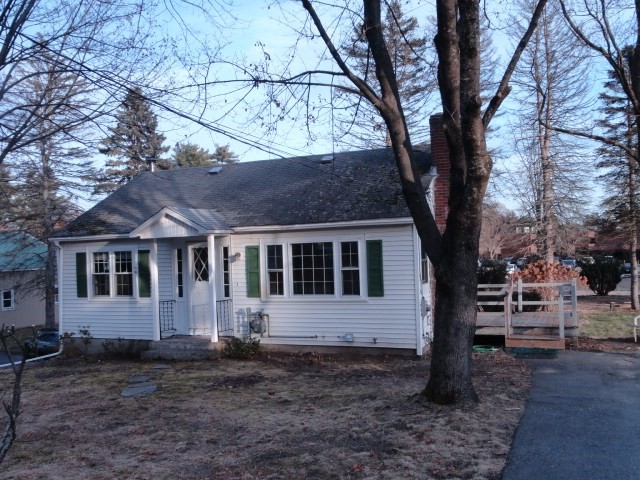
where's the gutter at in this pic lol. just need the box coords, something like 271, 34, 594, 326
233, 217, 414, 233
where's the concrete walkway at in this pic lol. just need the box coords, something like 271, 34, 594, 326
502, 351, 640, 480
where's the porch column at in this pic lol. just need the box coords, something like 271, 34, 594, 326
151, 240, 160, 341
207, 235, 218, 342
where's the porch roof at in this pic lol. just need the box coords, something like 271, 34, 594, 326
55, 146, 433, 238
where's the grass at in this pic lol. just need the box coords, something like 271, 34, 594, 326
580, 311, 636, 339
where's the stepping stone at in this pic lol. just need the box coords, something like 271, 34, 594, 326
153, 364, 171, 370
128, 375, 151, 384
121, 382, 157, 398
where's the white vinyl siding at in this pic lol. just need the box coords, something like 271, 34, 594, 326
231, 225, 418, 350
157, 242, 174, 300
60, 241, 155, 340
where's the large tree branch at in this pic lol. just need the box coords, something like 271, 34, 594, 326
301, 0, 380, 106
551, 124, 638, 159
483, 0, 549, 127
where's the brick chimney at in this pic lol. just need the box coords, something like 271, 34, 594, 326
429, 114, 449, 232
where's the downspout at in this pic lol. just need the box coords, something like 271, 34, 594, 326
0, 342, 64, 369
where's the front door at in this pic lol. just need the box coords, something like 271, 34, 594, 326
188, 244, 211, 335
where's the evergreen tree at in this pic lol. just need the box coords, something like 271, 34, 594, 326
94, 87, 169, 195
596, 52, 640, 308
173, 142, 238, 168
212, 144, 239, 164
334, 0, 435, 148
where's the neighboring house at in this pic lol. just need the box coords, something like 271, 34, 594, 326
53, 118, 451, 355
0, 232, 49, 329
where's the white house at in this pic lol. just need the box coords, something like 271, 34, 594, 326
53, 133, 451, 355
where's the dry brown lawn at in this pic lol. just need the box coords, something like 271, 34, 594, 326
1, 350, 530, 480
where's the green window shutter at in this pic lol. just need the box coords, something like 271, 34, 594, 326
366, 240, 384, 297
76, 252, 88, 298
138, 250, 151, 298
246, 246, 260, 298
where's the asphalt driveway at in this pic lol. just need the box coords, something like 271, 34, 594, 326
502, 350, 640, 480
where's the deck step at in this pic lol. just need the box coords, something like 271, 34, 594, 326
505, 337, 565, 350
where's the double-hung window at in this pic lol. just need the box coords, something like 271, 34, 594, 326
93, 252, 110, 296
340, 241, 360, 295
291, 242, 334, 295
90, 251, 135, 297
1, 289, 14, 310
267, 245, 284, 295
115, 251, 133, 296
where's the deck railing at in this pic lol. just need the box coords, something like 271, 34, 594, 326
477, 279, 578, 341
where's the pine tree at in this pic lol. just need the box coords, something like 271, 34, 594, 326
94, 87, 169, 195
334, 0, 435, 148
596, 52, 640, 308
172, 142, 238, 168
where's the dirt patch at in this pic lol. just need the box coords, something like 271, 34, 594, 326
1, 352, 529, 480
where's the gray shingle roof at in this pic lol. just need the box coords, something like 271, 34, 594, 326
57, 147, 432, 238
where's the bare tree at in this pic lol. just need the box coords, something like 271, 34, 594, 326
505, 0, 592, 262
553, 0, 640, 301
480, 202, 519, 259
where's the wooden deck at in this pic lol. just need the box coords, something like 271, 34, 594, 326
475, 280, 579, 349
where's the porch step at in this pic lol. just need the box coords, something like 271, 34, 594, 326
141, 337, 224, 361
505, 336, 565, 350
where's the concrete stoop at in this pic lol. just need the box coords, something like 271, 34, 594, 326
141, 336, 224, 361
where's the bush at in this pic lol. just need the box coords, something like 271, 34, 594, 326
478, 259, 507, 284
224, 336, 260, 360
578, 256, 622, 295
512, 290, 542, 312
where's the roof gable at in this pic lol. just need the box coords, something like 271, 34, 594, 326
132, 207, 231, 239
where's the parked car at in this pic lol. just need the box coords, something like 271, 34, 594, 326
506, 264, 519, 275
24, 328, 60, 356
562, 259, 576, 269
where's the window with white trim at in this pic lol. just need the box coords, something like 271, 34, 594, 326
1, 289, 14, 310
91, 251, 136, 297
222, 247, 231, 298
176, 249, 184, 298
340, 241, 360, 295
267, 245, 284, 295
114, 251, 133, 296
421, 247, 429, 284
93, 252, 110, 296
292, 242, 334, 295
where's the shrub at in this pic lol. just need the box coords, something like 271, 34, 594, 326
224, 336, 260, 360
578, 256, 622, 295
478, 259, 507, 284
512, 290, 542, 312
514, 260, 587, 307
